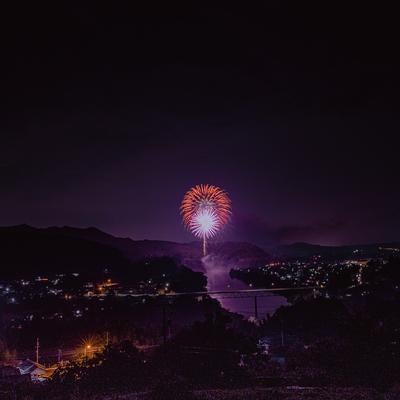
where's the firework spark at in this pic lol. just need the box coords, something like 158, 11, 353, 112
181, 184, 231, 255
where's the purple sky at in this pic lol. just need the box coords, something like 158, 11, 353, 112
1, 3, 399, 247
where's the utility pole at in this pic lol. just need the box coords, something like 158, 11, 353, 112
35, 338, 39, 364
254, 296, 258, 319
162, 305, 167, 349
57, 349, 62, 363
280, 319, 285, 347
313, 288, 317, 299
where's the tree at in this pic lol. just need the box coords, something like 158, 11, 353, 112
49, 341, 147, 397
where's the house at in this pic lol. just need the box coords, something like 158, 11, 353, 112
17, 359, 56, 382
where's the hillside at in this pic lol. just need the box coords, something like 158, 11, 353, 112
0, 225, 131, 278
0, 225, 271, 276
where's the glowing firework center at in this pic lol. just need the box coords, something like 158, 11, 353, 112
190, 207, 219, 239
181, 184, 231, 256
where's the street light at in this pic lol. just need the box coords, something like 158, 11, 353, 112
84, 344, 91, 358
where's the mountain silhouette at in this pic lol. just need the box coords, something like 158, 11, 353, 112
0, 225, 271, 277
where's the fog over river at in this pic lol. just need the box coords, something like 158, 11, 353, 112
202, 256, 288, 319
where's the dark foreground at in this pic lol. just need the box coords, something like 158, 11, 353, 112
5, 387, 396, 400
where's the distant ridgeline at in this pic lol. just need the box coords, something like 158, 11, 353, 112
0, 225, 270, 278
272, 241, 400, 260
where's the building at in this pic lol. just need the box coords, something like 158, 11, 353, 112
17, 359, 56, 382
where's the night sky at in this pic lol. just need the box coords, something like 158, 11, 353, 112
1, 3, 399, 247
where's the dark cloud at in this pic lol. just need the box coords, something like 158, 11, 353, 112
232, 214, 346, 247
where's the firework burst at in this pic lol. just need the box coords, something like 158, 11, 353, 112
181, 184, 231, 255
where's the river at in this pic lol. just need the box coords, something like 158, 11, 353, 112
202, 257, 288, 319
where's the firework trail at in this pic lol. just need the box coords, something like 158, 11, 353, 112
181, 184, 231, 256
